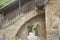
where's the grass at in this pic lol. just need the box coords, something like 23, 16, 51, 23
0, 0, 12, 8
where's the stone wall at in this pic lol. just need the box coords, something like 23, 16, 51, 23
0, 9, 40, 40
0, 13, 4, 21
0, 1, 35, 29
0, 13, 4, 29
16, 13, 46, 40
45, 0, 60, 40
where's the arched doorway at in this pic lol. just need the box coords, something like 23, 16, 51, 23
16, 13, 46, 40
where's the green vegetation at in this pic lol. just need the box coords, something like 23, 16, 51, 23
11, 37, 18, 40
0, 0, 12, 8
28, 24, 37, 32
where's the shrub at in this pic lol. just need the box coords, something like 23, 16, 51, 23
28, 24, 37, 32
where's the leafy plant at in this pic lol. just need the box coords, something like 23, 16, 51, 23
28, 24, 37, 32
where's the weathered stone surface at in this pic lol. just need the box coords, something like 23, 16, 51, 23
0, 0, 60, 40
45, 0, 60, 40
35, 0, 48, 6
0, 14, 4, 21
0, 9, 40, 40
16, 14, 46, 40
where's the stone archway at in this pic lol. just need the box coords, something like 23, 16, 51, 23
16, 13, 46, 40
